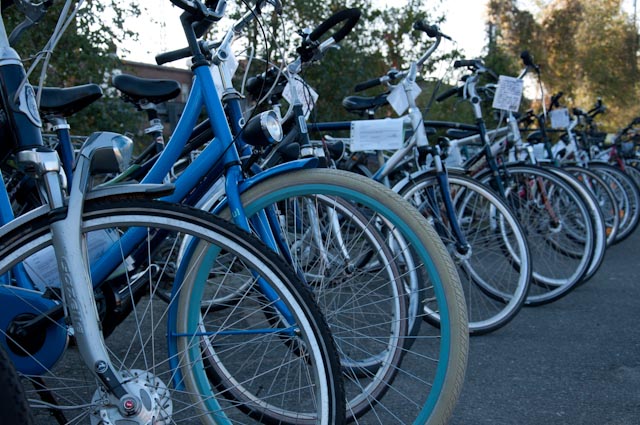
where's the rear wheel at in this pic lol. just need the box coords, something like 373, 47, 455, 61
0, 199, 345, 425
479, 164, 597, 305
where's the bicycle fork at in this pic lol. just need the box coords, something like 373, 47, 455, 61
20, 135, 149, 419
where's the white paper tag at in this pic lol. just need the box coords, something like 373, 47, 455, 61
283, 79, 319, 118
350, 118, 404, 151
387, 81, 422, 115
492, 76, 523, 112
549, 108, 570, 129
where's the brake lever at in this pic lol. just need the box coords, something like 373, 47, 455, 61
8, 0, 52, 45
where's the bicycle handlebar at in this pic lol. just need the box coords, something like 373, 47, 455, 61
156, 46, 194, 65
453, 59, 499, 80
353, 70, 401, 92
435, 86, 461, 102
520, 50, 540, 73
297, 8, 361, 63
413, 19, 451, 40
353, 77, 385, 92
453, 59, 481, 69
353, 19, 446, 92
549, 91, 563, 109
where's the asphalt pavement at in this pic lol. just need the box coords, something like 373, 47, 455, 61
451, 227, 640, 424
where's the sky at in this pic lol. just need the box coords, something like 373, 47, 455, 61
119, 0, 638, 67
119, 0, 492, 67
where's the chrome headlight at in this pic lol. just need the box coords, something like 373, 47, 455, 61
243, 110, 283, 146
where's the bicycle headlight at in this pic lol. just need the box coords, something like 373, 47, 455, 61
243, 111, 283, 146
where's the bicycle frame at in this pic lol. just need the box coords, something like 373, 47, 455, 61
0, 1, 311, 393
310, 33, 471, 254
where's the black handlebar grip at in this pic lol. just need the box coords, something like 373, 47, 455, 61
412, 20, 437, 37
354, 77, 383, 92
156, 46, 193, 65
308, 8, 361, 44
436, 86, 462, 102
520, 50, 540, 73
453, 59, 479, 69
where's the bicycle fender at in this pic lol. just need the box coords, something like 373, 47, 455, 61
391, 166, 467, 194
212, 158, 318, 214
239, 158, 318, 193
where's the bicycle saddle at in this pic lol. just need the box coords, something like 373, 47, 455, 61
526, 130, 544, 144
39, 84, 103, 118
112, 74, 181, 105
341, 93, 389, 113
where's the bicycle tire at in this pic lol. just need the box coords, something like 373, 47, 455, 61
541, 166, 607, 283
589, 162, 640, 242
478, 164, 597, 305
559, 165, 619, 246
0, 343, 34, 425
395, 170, 531, 335
0, 198, 344, 425
622, 159, 640, 188
229, 168, 469, 425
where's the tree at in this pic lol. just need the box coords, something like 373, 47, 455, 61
5, 0, 142, 136
223, 0, 457, 122
485, 0, 640, 129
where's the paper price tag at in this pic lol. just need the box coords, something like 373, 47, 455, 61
387, 81, 422, 116
283, 79, 319, 118
549, 108, 570, 129
492, 75, 523, 112
350, 118, 404, 152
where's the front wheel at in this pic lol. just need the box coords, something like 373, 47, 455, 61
233, 168, 469, 425
396, 171, 532, 335
0, 199, 345, 425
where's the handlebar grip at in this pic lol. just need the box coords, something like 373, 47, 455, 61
413, 20, 439, 37
354, 77, 383, 92
436, 86, 461, 102
413, 20, 452, 40
520, 50, 540, 72
156, 46, 193, 65
550, 91, 563, 108
308, 8, 361, 44
453, 59, 479, 69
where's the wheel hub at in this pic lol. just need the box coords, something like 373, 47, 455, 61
90, 369, 172, 425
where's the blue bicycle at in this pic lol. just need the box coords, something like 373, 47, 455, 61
0, 1, 346, 423
11, 1, 470, 423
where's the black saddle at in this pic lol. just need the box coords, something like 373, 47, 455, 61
39, 84, 103, 117
342, 93, 389, 113
112, 74, 181, 105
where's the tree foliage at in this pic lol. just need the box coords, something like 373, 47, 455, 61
486, 0, 640, 129
225, 0, 460, 123
5, 0, 142, 135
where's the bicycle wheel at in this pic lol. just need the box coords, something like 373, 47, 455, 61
229, 168, 469, 425
589, 162, 640, 242
479, 164, 597, 305
541, 166, 607, 283
0, 343, 34, 425
395, 170, 531, 335
622, 159, 640, 188
0, 198, 344, 424
559, 165, 619, 246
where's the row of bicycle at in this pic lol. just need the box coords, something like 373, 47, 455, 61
2, 0, 638, 423
0, 1, 468, 424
